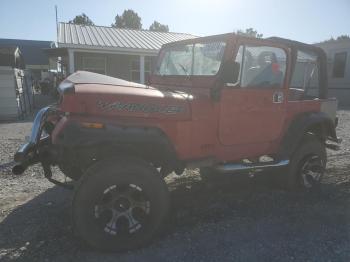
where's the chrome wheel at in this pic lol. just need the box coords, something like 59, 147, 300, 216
300, 155, 325, 188
94, 184, 151, 236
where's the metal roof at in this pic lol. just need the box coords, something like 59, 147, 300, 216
58, 23, 197, 53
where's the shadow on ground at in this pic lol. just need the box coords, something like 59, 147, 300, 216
1, 171, 349, 262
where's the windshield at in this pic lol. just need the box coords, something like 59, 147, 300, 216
155, 41, 226, 76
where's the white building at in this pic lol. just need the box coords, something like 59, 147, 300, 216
47, 23, 196, 84
316, 39, 350, 106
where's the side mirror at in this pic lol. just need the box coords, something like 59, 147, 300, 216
221, 61, 240, 84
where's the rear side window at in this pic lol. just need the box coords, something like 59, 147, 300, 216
290, 50, 319, 99
332, 52, 347, 78
234, 45, 287, 88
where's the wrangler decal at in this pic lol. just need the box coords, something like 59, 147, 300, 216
97, 100, 184, 114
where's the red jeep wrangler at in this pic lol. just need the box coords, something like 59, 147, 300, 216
13, 34, 340, 251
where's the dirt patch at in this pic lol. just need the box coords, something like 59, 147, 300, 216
0, 111, 349, 261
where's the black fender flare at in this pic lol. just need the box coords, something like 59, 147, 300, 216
55, 122, 180, 170
279, 112, 337, 157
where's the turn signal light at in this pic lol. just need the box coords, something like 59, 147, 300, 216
81, 122, 105, 129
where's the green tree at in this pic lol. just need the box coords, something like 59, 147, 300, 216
69, 13, 94, 26
149, 21, 169, 32
319, 35, 350, 43
111, 9, 142, 29
336, 35, 350, 40
236, 28, 263, 38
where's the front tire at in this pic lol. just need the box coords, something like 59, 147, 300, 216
72, 157, 170, 252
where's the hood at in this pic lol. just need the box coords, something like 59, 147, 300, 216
59, 71, 192, 120
59, 70, 148, 90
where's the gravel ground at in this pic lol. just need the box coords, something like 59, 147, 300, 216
0, 111, 349, 262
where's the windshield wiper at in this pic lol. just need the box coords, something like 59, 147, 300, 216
177, 63, 189, 76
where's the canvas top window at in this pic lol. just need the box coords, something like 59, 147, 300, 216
289, 50, 320, 100
233, 45, 287, 88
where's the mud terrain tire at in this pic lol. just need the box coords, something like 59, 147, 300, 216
286, 134, 327, 191
72, 157, 170, 252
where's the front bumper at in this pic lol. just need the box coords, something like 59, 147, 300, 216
13, 107, 57, 174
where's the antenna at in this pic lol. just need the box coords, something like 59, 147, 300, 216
55, 5, 59, 43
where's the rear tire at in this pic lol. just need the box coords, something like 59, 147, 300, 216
72, 157, 170, 252
286, 134, 326, 191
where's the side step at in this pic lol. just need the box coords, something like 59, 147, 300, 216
214, 159, 290, 174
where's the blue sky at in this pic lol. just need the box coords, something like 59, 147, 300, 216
0, 0, 349, 43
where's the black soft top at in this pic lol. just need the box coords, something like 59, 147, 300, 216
159, 34, 329, 98
266, 36, 325, 55
267, 37, 328, 98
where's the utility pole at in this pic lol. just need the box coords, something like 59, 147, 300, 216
55, 5, 61, 75
55, 5, 59, 43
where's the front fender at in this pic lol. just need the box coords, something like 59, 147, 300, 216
53, 119, 179, 170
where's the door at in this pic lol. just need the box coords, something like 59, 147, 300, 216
219, 42, 288, 146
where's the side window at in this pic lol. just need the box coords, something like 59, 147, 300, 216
290, 50, 319, 100
332, 52, 347, 78
234, 45, 287, 88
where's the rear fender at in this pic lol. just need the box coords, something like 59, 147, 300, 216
279, 112, 338, 157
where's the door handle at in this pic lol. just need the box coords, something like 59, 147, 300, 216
273, 91, 284, 103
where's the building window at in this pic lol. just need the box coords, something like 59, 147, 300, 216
130, 57, 152, 83
332, 52, 347, 78
82, 56, 106, 75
